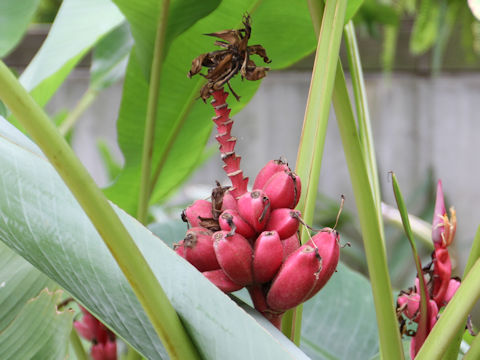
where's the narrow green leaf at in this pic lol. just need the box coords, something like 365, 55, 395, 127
0, 289, 73, 360
443, 225, 480, 359
416, 258, 480, 359
391, 172, 429, 357
0, 117, 311, 359
0, 0, 41, 57
332, 65, 404, 359
285, 0, 347, 345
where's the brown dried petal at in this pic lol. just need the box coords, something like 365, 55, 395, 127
188, 53, 207, 78
245, 66, 269, 81
248, 44, 271, 63
204, 30, 241, 45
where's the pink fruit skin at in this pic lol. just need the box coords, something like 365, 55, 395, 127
213, 231, 254, 286
183, 227, 220, 272
262, 171, 301, 209
444, 278, 460, 304
253, 159, 290, 190
247, 285, 284, 329
265, 208, 300, 239
173, 240, 186, 258
237, 190, 271, 232
91, 341, 117, 360
253, 231, 284, 284
221, 191, 238, 211
218, 209, 256, 240
281, 233, 300, 260
397, 293, 421, 321
184, 199, 212, 227
266, 245, 322, 312
303, 230, 340, 301
203, 269, 244, 293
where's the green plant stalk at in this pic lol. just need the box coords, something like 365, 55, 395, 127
391, 173, 429, 356
0, 60, 200, 360
343, 21, 384, 235
58, 87, 99, 136
416, 258, 480, 359
463, 328, 480, 360
332, 65, 404, 360
442, 225, 480, 359
137, 0, 171, 224
282, 0, 347, 344
70, 328, 88, 360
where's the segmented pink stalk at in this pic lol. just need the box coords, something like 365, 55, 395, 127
211, 89, 248, 198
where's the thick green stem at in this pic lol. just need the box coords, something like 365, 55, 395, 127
442, 225, 480, 359
416, 258, 480, 359
58, 87, 98, 136
70, 328, 88, 360
0, 60, 200, 360
343, 21, 383, 234
282, 0, 347, 344
463, 331, 480, 360
137, 0, 171, 223
332, 65, 404, 360
391, 173, 429, 357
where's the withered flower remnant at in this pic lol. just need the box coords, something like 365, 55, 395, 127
188, 14, 271, 101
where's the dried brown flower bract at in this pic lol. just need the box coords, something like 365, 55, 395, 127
188, 14, 271, 102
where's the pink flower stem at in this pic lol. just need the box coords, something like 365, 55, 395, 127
211, 89, 248, 198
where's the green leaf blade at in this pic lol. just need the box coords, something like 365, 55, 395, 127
0, 0, 41, 57
0, 117, 311, 359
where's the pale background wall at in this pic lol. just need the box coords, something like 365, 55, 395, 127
46, 69, 480, 271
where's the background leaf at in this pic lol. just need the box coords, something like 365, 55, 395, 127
0, 0, 41, 57
18, 0, 124, 108
105, 0, 317, 215
0, 116, 311, 359
0, 241, 59, 331
410, 0, 440, 54
0, 289, 73, 360
301, 263, 379, 360
112, 0, 221, 78
90, 22, 133, 91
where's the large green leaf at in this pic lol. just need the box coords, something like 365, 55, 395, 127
0, 116, 310, 359
106, 0, 316, 215
0, 0, 41, 57
90, 22, 133, 91
0, 289, 73, 359
301, 263, 379, 360
0, 241, 58, 330
19, 0, 125, 107
112, 0, 221, 77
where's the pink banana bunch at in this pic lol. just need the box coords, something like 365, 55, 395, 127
74, 306, 117, 360
396, 180, 460, 359
174, 89, 341, 328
